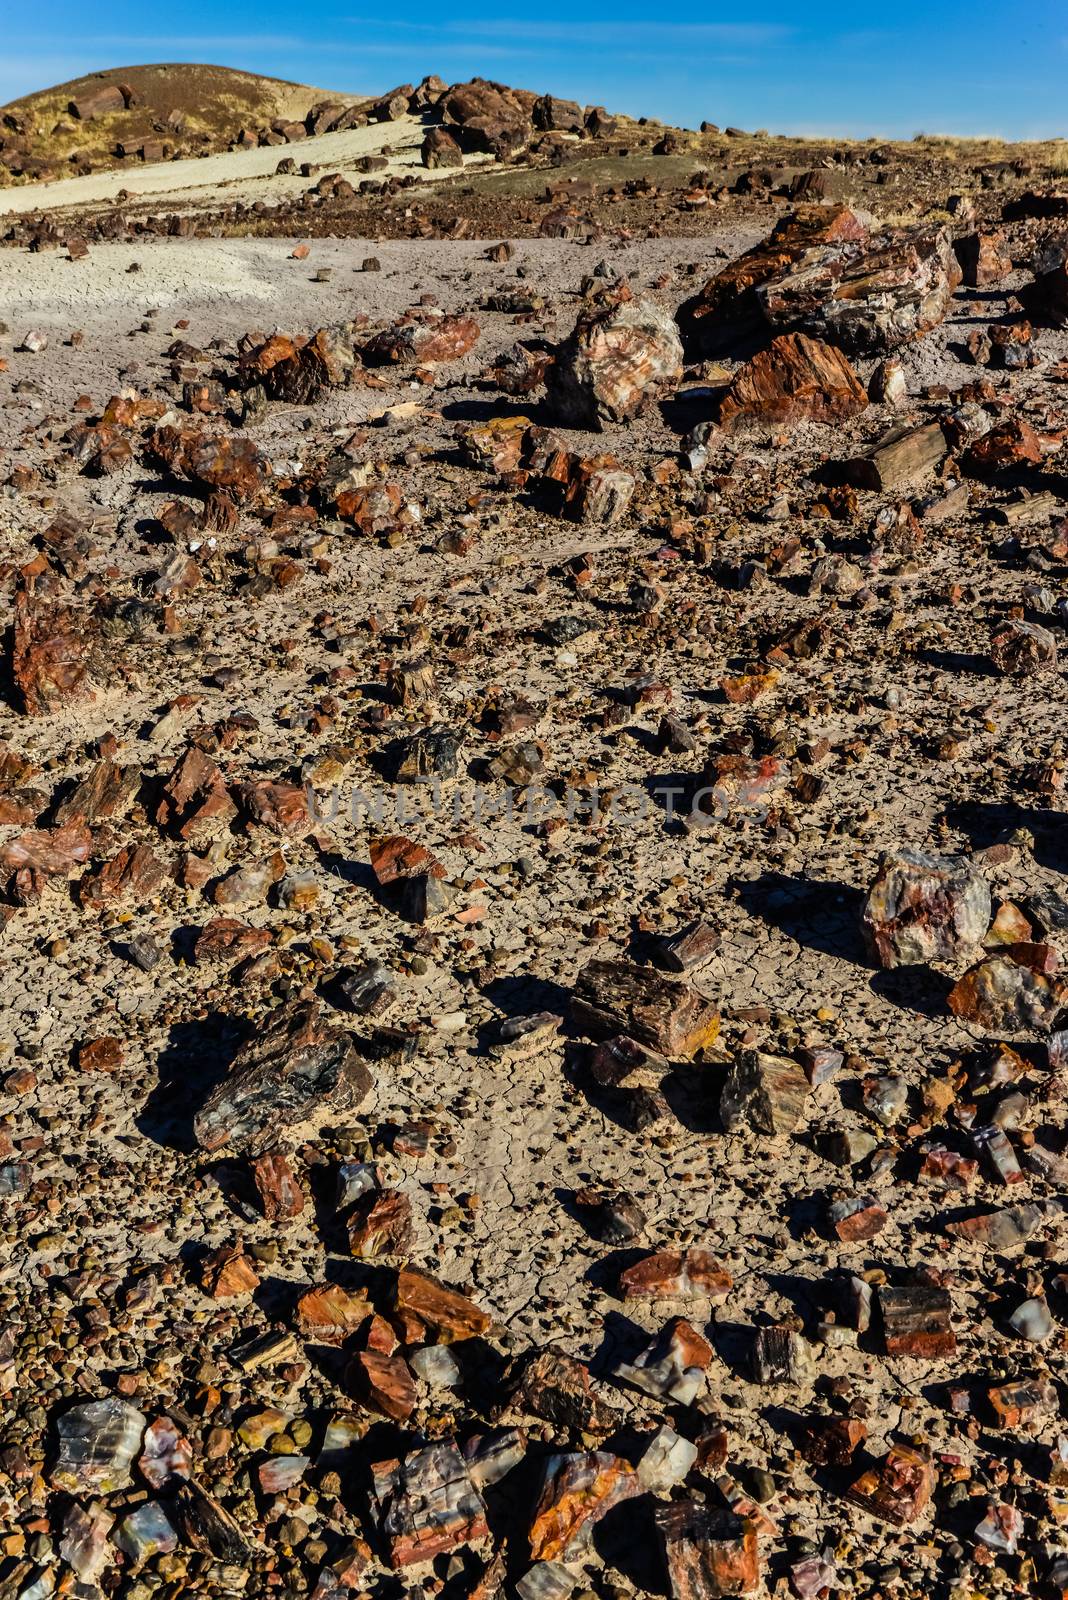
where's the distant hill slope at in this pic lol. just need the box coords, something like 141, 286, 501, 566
0, 62, 354, 183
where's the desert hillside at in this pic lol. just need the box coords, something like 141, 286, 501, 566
0, 62, 356, 182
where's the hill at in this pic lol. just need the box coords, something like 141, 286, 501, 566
0, 62, 354, 183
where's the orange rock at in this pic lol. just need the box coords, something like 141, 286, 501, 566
77, 1037, 123, 1074
846, 1442, 934, 1526
200, 1243, 260, 1299
391, 1267, 491, 1343
347, 1189, 414, 1259
717, 333, 867, 429
618, 1248, 733, 1301
348, 1349, 416, 1422
12, 589, 101, 716
529, 1451, 640, 1562
252, 1149, 305, 1221
658, 1502, 761, 1598
364, 313, 480, 366
295, 1283, 371, 1345
720, 669, 778, 705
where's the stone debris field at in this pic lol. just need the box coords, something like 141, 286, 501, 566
4, 69, 1068, 1600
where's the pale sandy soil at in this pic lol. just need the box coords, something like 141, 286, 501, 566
0, 114, 490, 220
3, 222, 1068, 1594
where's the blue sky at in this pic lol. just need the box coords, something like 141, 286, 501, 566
3, 3, 1066, 140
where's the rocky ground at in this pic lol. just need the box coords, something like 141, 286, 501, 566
1, 110, 1068, 1600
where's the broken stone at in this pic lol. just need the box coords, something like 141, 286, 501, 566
0, 822, 92, 902
370, 834, 444, 885
861, 1073, 908, 1127
590, 1033, 670, 1089
11, 589, 102, 715
921, 1145, 978, 1188
391, 1267, 492, 1343
488, 1011, 564, 1062
799, 1046, 844, 1087
720, 1050, 810, 1136
846, 1442, 934, 1526
173, 1481, 256, 1563
52, 1398, 146, 1493
516, 1563, 577, 1600
798, 1415, 867, 1468
252, 1148, 305, 1220
199, 1240, 260, 1298
296, 1283, 371, 1345
679, 204, 870, 356
612, 1317, 714, 1404
638, 1424, 700, 1492
879, 1284, 956, 1357
757, 226, 962, 354
259, 1455, 310, 1494
1020, 232, 1068, 325
574, 1183, 645, 1243
364, 312, 481, 366
716, 333, 867, 429
972, 1123, 1023, 1185
193, 916, 271, 966
422, 125, 464, 168
548, 295, 683, 429
657, 1502, 761, 1599
138, 1417, 192, 1489
194, 1000, 373, 1153
990, 619, 1058, 675
213, 851, 285, 908
571, 957, 720, 1060
115, 1501, 177, 1565
54, 759, 140, 826
652, 919, 721, 972
843, 421, 947, 493
975, 1500, 1023, 1554
336, 960, 396, 1017
155, 746, 237, 840
506, 1348, 617, 1434
372, 1442, 489, 1567
239, 778, 312, 835
862, 849, 991, 968
829, 1196, 888, 1241
348, 1188, 414, 1258
60, 1500, 115, 1585
751, 1325, 816, 1385
349, 1349, 417, 1422
389, 724, 466, 782
241, 326, 359, 402
868, 357, 906, 406
948, 947, 1063, 1031
529, 1451, 639, 1561
945, 1200, 1053, 1250
963, 416, 1045, 474
619, 1248, 733, 1302
790, 1553, 837, 1600
1008, 1295, 1054, 1342
150, 424, 268, 505
463, 1428, 526, 1489
954, 231, 1011, 287
988, 1376, 1057, 1429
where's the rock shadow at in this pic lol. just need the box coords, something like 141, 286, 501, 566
947, 798, 1068, 875
135, 1010, 246, 1150
734, 871, 867, 964
869, 964, 953, 1019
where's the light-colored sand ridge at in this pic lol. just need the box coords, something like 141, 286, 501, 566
0, 114, 488, 219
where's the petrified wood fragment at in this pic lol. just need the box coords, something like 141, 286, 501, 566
194, 1001, 372, 1153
